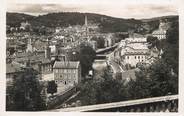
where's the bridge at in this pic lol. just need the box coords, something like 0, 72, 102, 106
50, 95, 178, 112
96, 43, 118, 54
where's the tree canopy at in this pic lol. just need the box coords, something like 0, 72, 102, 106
91, 36, 105, 48
6, 67, 46, 111
47, 81, 58, 95
79, 43, 96, 78
79, 66, 128, 105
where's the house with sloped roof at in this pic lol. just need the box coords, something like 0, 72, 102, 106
6, 63, 24, 87
53, 61, 81, 88
152, 20, 169, 40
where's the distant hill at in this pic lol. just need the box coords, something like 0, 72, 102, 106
141, 15, 178, 22
6, 12, 178, 33
6, 12, 35, 27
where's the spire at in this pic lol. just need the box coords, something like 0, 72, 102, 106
84, 14, 88, 38
85, 14, 88, 26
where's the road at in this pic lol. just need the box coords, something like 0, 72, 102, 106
107, 51, 124, 74
94, 41, 123, 74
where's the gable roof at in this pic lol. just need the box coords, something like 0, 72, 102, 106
53, 61, 80, 69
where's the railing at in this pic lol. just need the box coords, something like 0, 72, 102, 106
50, 95, 178, 112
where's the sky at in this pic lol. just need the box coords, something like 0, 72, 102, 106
7, 0, 178, 19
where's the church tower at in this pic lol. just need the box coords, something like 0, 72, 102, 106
84, 14, 89, 37
26, 38, 33, 53
45, 38, 51, 59
85, 14, 88, 27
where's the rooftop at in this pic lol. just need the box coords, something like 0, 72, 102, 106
13, 52, 51, 64
127, 43, 148, 50
53, 61, 80, 69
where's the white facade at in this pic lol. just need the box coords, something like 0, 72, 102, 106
152, 30, 166, 40
123, 53, 148, 67
152, 20, 168, 40
121, 46, 149, 67
119, 38, 151, 67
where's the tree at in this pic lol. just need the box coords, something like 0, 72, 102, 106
79, 66, 128, 105
47, 81, 57, 96
96, 67, 126, 103
91, 36, 105, 48
146, 36, 159, 49
126, 59, 178, 99
79, 80, 98, 105
126, 69, 151, 99
148, 60, 178, 96
7, 67, 46, 111
162, 21, 179, 74
79, 43, 96, 78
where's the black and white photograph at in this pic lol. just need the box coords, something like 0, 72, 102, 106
3, 0, 181, 113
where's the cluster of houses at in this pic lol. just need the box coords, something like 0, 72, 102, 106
114, 20, 167, 69
6, 15, 169, 107
6, 15, 102, 100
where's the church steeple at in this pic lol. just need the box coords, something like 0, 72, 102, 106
85, 14, 88, 26
84, 14, 88, 37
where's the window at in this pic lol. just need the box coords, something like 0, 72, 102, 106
138, 56, 140, 59
135, 56, 136, 59
55, 69, 58, 73
127, 56, 129, 59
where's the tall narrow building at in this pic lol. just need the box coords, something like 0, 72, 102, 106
26, 38, 33, 53
84, 14, 89, 37
85, 14, 88, 27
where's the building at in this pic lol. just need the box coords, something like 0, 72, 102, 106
6, 63, 24, 87
119, 37, 151, 67
26, 38, 35, 52
53, 61, 81, 88
11, 43, 53, 78
39, 59, 52, 74
84, 40, 97, 50
104, 34, 115, 47
152, 30, 166, 40
90, 40, 97, 50
121, 46, 150, 67
152, 20, 168, 40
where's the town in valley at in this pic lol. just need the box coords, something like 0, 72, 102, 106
6, 9, 179, 112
